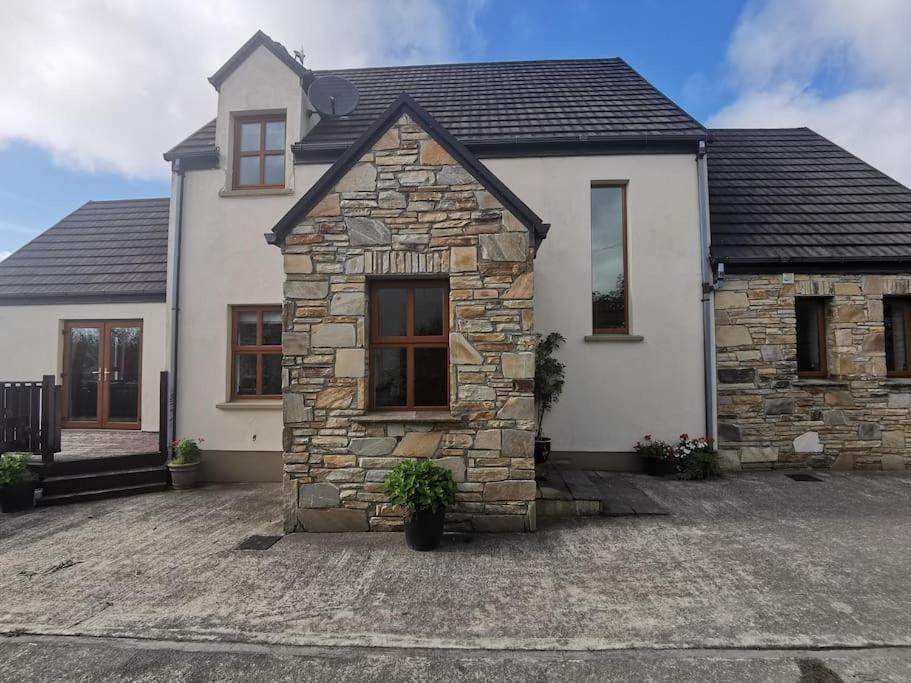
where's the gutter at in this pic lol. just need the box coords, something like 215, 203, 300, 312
696, 140, 718, 442
166, 159, 186, 457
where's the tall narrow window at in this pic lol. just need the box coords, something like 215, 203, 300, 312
233, 114, 286, 189
885, 298, 911, 377
796, 298, 828, 377
370, 280, 449, 409
591, 184, 628, 333
231, 306, 282, 398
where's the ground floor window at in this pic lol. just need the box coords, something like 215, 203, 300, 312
231, 306, 282, 398
795, 297, 828, 377
885, 297, 911, 377
370, 280, 449, 409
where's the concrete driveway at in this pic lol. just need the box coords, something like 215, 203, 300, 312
1, 472, 910, 678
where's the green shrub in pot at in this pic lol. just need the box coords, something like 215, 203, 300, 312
168, 438, 203, 489
383, 459, 456, 551
0, 453, 38, 512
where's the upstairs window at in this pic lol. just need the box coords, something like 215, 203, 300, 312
885, 298, 911, 377
231, 306, 282, 398
796, 298, 828, 377
370, 280, 449, 410
591, 184, 628, 333
233, 114, 286, 189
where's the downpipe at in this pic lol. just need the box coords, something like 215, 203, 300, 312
696, 140, 718, 442
166, 159, 185, 457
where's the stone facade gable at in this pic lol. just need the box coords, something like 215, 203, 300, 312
280, 113, 537, 532
715, 273, 911, 471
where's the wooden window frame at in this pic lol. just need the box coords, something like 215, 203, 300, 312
796, 297, 828, 378
232, 114, 286, 190
230, 306, 282, 400
369, 280, 450, 411
884, 297, 911, 378
591, 181, 630, 335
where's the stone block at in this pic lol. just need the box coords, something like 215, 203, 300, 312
760, 345, 785, 362
393, 432, 442, 457
716, 325, 752, 347
283, 332, 310, 356
501, 429, 534, 458
740, 446, 778, 463
398, 170, 434, 186
823, 410, 848, 426
826, 390, 855, 407
312, 323, 356, 348
764, 398, 795, 415
503, 272, 533, 300
718, 422, 742, 442
715, 291, 749, 309
346, 216, 391, 246
459, 384, 496, 402
310, 194, 340, 217
450, 333, 483, 365
496, 397, 534, 420
434, 456, 466, 482
502, 352, 534, 379
833, 282, 862, 296
335, 163, 377, 192
330, 292, 366, 316
467, 467, 509, 482
335, 349, 366, 378
483, 480, 536, 502
717, 368, 756, 384
419, 139, 455, 165
857, 422, 881, 440
450, 246, 478, 272
374, 128, 399, 150
315, 386, 356, 409
284, 254, 313, 274
298, 483, 340, 508
378, 190, 406, 209
832, 304, 864, 323
881, 454, 906, 471
887, 393, 911, 409
298, 508, 369, 532
479, 234, 528, 262
718, 450, 742, 471
474, 429, 501, 450
283, 393, 312, 425
862, 331, 885, 352
882, 431, 905, 449
437, 165, 475, 185
831, 452, 855, 471
793, 431, 823, 453
472, 515, 526, 532
284, 280, 329, 300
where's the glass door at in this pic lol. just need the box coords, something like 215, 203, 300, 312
63, 321, 142, 429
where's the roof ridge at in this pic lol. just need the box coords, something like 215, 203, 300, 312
86, 197, 170, 205
315, 56, 624, 73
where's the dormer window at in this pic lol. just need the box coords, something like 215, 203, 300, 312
233, 114, 286, 189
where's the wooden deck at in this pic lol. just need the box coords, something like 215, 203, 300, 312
536, 463, 669, 518
45, 429, 161, 462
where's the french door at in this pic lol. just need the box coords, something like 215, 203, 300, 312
63, 321, 143, 429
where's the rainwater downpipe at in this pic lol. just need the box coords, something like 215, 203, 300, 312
166, 159, 185, 457
696, 140, 718, 442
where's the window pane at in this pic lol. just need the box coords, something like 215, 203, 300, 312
239, 122, 261, 152
377, 288, 407, 337
796, 299, 824, 373
263, 154, 284, 185
234, 354, 257, 395
238, 156, 260, 186
885, 300, 908, 373
373, 347, 406, 407
262, 354, 282, 395
591, 186, 626, 330
414, 287, 444, 336
265, 120, 285, 150
237, 312, 257, 345
262, 310, 282, 346
68, 327, 100, 420
414, 347, 447, 406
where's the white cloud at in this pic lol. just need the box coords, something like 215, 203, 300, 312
709, 0, 911, 186
0, 251, 11, 261
0, 1, 473, 180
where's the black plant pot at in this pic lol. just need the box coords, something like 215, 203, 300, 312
641, 456, 676, 477
0, 481, 37, 513
534, 437, 552, 464
404, 507, 445, 551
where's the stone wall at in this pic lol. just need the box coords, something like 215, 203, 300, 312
279, 113, 537, 532
715, 273, 911, 471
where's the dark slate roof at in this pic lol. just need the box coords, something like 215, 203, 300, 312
0, 198, 169, 304
163, 119, 216, 162
708, 128, 911, 266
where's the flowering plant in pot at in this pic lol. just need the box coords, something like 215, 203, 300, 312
534, 331, 566, 464
674, 434, 721, 480
383, 459, 456, 551
634, 435, 677, 476
168, 438, 203, 489
0, 453, 38, 512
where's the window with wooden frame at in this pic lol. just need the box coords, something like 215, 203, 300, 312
233, 114, 286, 189
591, 183, 629, 333
231, 306, 282, 399
795, 298, 828, 377
370, 280, 449, 410
884, 297, 911, 377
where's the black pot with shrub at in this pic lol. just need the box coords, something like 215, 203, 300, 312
0, 453, 38, 512
534, 332, 566, 463
383, 459, 456, 551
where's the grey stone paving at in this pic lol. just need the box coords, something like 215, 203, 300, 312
537, 465, 670, 516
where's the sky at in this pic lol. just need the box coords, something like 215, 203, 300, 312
1, 0, 909, 258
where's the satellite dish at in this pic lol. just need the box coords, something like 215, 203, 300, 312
308, 76, 359, 117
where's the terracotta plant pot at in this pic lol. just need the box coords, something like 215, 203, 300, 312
168, 461, 200, 490
0, 480, 37, 512
403, 507, 445, 551
534, 437, 552, 464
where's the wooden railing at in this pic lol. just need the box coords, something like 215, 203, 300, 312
0, 375, 61, 462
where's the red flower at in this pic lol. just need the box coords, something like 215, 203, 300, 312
679, 432, 689, 441
644, 434, 652, 441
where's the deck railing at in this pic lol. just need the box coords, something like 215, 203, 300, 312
0, 375, 61, 462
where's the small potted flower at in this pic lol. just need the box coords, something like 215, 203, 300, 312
675, 434, 721, 480
634, 435, 676, 476
383, 459, 456, 551
168, 438, 203, 489
0, 453, 39, 512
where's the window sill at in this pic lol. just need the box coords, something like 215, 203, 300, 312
882, 378, 911, 386
792, 379, 849, 387
216, 400, 282, 411
352, 411, 464, 424
219, 187, 292, 198
584, 334, 644, 343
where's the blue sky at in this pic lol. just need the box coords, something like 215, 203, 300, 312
1, 0, 909, 257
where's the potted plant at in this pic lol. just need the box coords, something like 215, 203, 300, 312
675, 434, 721, 480
0, 453, 38, 512
383, 459, 456, 551
634, 435, 677, 476
534, 331, 566, 463
168, 438, 203, 489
